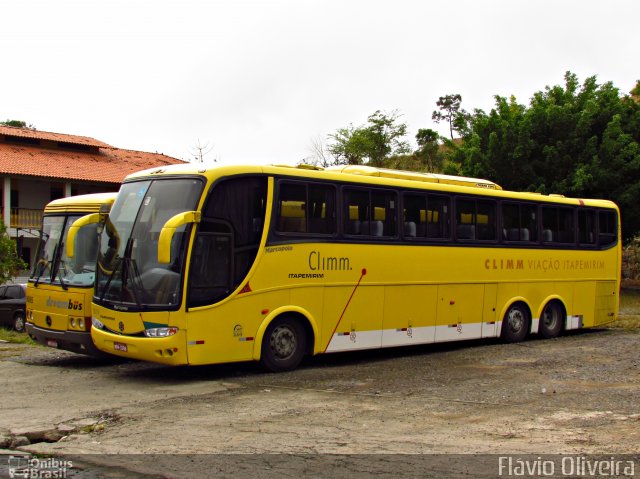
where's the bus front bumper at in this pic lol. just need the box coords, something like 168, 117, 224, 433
26, 323, 106, 357
91, 327, 188, 365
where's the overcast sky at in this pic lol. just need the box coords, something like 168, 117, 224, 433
2, 0, 638, 166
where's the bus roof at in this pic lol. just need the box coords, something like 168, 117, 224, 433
325, 165, 502, 189
123, 163, 617, 210
44, 192, 117, 214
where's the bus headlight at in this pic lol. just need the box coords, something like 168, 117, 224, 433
92, 317, 104, 330
144, 327, 178, 338
70, 318, 76, 328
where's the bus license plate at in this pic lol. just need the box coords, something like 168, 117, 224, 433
114, 342, 128, 352
47, 340, 58, 348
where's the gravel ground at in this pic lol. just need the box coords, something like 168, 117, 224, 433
0, 327, 638, 477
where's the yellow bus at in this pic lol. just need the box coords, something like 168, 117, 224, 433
75, 164, 620, 371
26, 192, 117, 355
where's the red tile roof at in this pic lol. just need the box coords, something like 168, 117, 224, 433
0, 143, 183, 184
0, 125, 113, 149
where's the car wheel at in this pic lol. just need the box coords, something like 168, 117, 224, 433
13, 312, 26, 333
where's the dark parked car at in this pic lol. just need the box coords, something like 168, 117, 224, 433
0, 284, 27, 332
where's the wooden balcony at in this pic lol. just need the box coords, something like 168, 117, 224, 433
3, 208, 43, 229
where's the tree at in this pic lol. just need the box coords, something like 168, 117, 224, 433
431, 94, 468, 139
304, 135, 332, 167
327, 110, 410, 166
453, 72, 640, 240
0, 222, 26, 284
0, 119, 35, 129
189, 139, 216, 163
414, 128, 444, 172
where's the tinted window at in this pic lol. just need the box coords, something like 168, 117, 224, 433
542, 207, 575, 244
456, 198, 496, 241
403, 193, 450, 240
502, 202, 537, 242
276, 182, 336, 235
598, 210, 617, 247
344, 188, 397, 237
578, 209, 596, 245
6, 286, 24, 299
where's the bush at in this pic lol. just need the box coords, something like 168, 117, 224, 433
622, 237, 640, 280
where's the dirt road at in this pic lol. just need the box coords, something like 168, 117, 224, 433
1, 328, 638, 477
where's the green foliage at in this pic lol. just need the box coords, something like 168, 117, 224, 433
413, 128, 445, 172
327, 110, 410, 166
453, 72, 640, 240
432, 94, 469, 139
0, 119, 35, 129
0, 222, 26, 284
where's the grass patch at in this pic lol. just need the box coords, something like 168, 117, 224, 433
0, 327, 36, 345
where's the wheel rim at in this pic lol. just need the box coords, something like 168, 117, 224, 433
507, 308, 525, 333
542, 305, 560, 331
15, 315, 25, 332
269, 325, 297, 360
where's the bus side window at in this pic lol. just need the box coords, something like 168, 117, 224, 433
542, 206, 575, 244
502, 202, 537, 242
598, 210, 617, 247
277, 183, 307, 233
456, 198, 496, 241
277, 182, 336, 235
427, 195, 450, 240
578, 209, 596, 245
308, 184, 336, 234
344, 188, 396, 238
344, 189, 369, 236
372, 190, 396, 237
402, 193, 424, 239
558, 207, 575, 243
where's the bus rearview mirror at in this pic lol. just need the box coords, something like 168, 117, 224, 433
157, 211, 201, 264
66, 213, 101, 258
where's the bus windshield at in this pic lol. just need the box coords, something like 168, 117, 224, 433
94, 178, 204, 310
31, 214, 99, 288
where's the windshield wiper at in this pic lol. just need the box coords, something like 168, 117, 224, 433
99, 256, 123, 302
50, 241, 69, 291
32, 233, 51, 287
120, 237, 145, 308
34, 244, 56, 287
98, 237, 145, 308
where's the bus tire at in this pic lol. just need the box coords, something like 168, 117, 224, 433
501, 303, 529, 343
13, 312, 26, 333
539, 301, 564, 339
260, 316, 307, 373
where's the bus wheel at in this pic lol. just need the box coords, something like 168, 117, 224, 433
501, 303, 529, 343
13, 312, 26, 333
539, 301, 564, 339
260, 316, 307, 373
